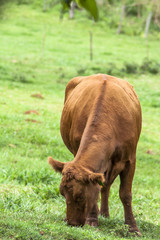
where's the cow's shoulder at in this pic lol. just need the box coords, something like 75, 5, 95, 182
64, 76, 87, 103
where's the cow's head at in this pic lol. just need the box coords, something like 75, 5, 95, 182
48, 157, 104, 226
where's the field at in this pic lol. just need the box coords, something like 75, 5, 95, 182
0, 3, 160, 240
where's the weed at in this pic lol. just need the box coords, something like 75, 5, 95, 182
140, 58, 160, 74
124, 62, 139, 74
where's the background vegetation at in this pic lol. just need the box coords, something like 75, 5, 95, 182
0, 1, 160, 239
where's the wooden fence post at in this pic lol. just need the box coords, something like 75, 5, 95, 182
117, 4, 126, 34
144, 11, 152, 38
90, 31, 93, 61
43, 0, 47, 12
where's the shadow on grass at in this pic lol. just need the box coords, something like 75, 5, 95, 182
99, 217, 160, 239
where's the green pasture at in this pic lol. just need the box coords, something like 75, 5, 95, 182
0, 3, 160, 240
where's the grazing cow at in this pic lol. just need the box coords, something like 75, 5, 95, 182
48, 74, 142, 236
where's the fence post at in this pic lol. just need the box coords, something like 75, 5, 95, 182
117, 4, 125, 34
43, 0, 47, 12
90, 31, 93, 61
144, 12, 152, 38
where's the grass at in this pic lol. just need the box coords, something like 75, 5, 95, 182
0, 3, 160, 240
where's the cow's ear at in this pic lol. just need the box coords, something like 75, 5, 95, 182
89, 172, 105, 185
48, 157, 65, 173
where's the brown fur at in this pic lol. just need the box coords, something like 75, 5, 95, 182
48, 74, 142, 235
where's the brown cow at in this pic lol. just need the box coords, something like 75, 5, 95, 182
48, 74, 142, 236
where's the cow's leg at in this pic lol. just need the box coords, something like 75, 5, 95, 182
100, 162, 122, 218
100, 184, 110, 217
85, 203, 99, 226
119, 160, 141, 236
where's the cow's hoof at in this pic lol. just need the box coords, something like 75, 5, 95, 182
85, 218, 98, 227
100, 211, 109, 218
129, 227, 141, 237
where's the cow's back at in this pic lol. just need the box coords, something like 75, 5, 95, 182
60, 74, 141, 155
